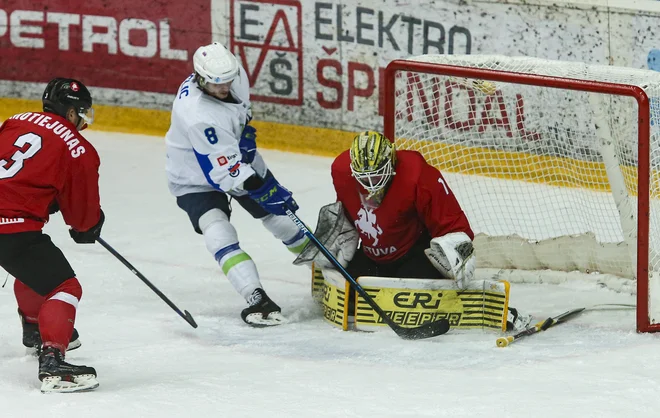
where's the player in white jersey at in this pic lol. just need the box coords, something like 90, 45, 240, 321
165, 42, 308, 326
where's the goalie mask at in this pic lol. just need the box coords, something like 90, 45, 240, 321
349, 131, 397, 200
193, 42, 240, 94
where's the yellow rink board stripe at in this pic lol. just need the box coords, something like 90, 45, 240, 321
401, 140, 641, 194
0, 98, 355, 158
1, 97, 654, 194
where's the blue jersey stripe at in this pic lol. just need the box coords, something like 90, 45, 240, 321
193, 149, 223, 191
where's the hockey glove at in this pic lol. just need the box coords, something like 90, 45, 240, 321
293, 202, 358, 268
69, 210, 105, 244
247, 176, 298, 216
424, 232, 475, 289
239, 124, 257, 163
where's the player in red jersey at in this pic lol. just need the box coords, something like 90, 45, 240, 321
0, 78, 103, 393
332, 131, 474, 280
296, 131, 531, 331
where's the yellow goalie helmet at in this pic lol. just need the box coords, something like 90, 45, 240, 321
349, 131, 397, 197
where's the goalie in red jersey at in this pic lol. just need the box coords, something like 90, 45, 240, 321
0, 78, 103, 392
295, 131, 531, 331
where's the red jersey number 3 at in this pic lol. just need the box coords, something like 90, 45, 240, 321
0, 133, 42, 179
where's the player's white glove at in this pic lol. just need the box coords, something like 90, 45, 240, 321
424, 232, 475, 289
293, 202, 358, 268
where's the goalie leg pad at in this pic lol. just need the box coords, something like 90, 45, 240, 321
352, 276, 510, 332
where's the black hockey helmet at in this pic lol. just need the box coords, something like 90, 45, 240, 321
42, 78, 94, 125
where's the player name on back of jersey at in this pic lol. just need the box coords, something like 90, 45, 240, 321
9, 112, 86, 158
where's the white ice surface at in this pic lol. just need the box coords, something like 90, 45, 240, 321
1, 131, 659, 417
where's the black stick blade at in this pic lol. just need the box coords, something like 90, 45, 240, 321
554, 308, 586, 324
394, 319, 450, 340
183, 310, 198, 328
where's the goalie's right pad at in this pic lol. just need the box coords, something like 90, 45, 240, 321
424, 232, 475, 289
293, 202, 358, 268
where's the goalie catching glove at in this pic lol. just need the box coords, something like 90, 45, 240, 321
293, 202, 358, 268
424, 232, 475, 289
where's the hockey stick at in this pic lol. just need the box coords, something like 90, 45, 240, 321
496, 308, 584, 347
496, 303, 636, 347
286, 209, 450, 340
96, 237, 198, 328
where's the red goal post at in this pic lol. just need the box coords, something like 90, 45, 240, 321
383, 55, 657, 332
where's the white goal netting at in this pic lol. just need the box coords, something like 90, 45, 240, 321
386, 55, 660, 330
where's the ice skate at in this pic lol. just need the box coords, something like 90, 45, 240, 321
241, 288, 286, 327
506, 307, 533, 332
19, 310, 81, 355
38, 346, 98, 393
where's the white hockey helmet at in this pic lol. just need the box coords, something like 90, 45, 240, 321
193, 42, 240, 86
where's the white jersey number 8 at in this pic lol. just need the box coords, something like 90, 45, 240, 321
0, 133, 43, 179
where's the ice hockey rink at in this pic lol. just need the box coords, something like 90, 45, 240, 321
1, 130, 659, 417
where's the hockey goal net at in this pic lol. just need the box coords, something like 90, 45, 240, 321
383, 55, 660, 332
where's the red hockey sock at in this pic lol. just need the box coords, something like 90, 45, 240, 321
14, 279, 46, 323
39, 278, 82, 354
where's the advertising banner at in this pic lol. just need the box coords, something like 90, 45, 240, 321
0, 0, 211, 94
216, 0, 660, 133
2, 0, 660, 137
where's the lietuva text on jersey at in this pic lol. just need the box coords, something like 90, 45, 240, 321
332, 150, 474, 263
0, 112, 101, 233
165, 67, 268, 197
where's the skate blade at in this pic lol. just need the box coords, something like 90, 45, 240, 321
244, 311, 287, 327
40, 375, 99, 393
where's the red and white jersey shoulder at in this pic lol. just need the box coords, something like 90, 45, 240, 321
331, 149, 473, 262
0, 112, 101, 233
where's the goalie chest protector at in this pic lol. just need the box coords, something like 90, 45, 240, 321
331, 150, 473, 263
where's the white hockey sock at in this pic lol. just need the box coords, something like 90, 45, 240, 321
216, 245, 262, 300
261, 214, 309, 254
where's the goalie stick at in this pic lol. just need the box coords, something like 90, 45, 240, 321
286, 209, 450, 340
496, 304, 635, 347
97, 237, 198, 328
